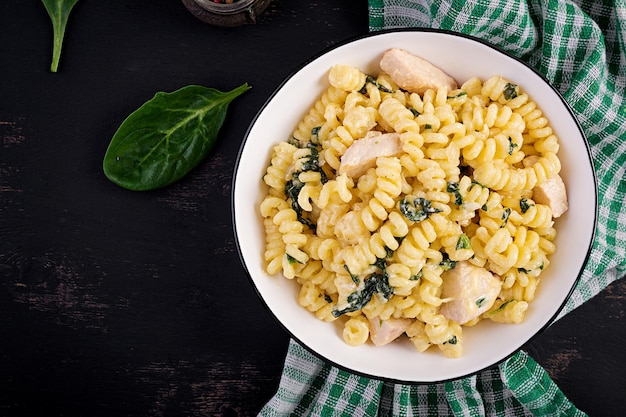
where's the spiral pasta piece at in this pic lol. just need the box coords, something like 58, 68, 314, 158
329, 64, 367, 92
263, 142, 298, 195
292, 85, 348, 144
342, 315, 370, 346
374, 156, 403, 209
298, 280, 337, 321
379, 96, 419, 134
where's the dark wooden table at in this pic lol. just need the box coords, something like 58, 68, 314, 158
1, 1, 624, 416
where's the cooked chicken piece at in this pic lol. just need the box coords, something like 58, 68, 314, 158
439, 261, 502, 325
379, 48, 458, 94
335, 210, 367, 244
368, 316, 412, 346
338, 132, 402, 178
523, 156, 569, 218
532, 175, 568, 218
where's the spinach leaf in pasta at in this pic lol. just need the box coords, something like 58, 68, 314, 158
285, 173, 316, 231
334, 252, 394, 318
286, 254, 302, 265
444, 335, 458, 345
344, 265, 360, 284
301, 142, 327, 183
447, 91, 467, 99
359, 75, 394, 94
503, 83, 518, 100
501, 207, 512, 227
489, 300, 515, 316
284, 141, 326, 231
400, 197, 442, 222
508, 136, 519, 155
439, 253, 457, 271
409, 269, 423, 281
332, 271, 393, 318
456, 234, 471, 250
447, 181, 463, 206
520, 197, 534, 213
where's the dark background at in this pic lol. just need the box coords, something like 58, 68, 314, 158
1, 1, 624, 416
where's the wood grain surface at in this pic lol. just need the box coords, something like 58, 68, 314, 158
0, 1, 624, 416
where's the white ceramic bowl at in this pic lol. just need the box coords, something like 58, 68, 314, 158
232, 29, 597, 383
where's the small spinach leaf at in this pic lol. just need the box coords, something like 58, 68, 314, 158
42, 0, 79, 72
447, 91, 467, 99
508, 136, 519, 155
399, 197, 442, 222
489, 300, 515, 316
440, 253, 457, 271
520, 198, 534, 213
501, 207, 511, 227
456, 234, 471, 250
359, 75, 394, 94
445, 335, 458, 345
103, 83, 250, 191
447, 181, 463, 206
503, 83, 518, 100
410, 270, 423, 281
408, 107, 421, 117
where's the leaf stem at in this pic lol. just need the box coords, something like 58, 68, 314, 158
50, 17, 65, 72
42, 0, 79, 72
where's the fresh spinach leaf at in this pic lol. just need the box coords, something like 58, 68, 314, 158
42, 0, 79, 72
103, 84, 250, 191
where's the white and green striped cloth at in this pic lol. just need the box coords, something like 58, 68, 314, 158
260, 1, 626, 415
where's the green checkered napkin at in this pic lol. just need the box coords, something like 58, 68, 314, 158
260, 1, 626, 415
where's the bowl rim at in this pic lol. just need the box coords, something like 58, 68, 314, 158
231, 28, 598, 384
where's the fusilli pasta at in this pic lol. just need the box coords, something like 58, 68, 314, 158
259, 54, 566, 357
